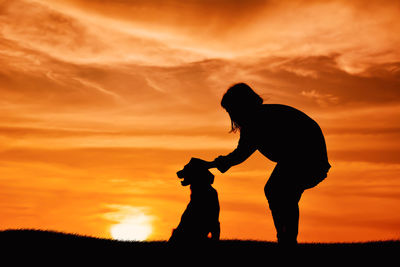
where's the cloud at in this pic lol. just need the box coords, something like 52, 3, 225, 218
0, 0, 205, 66
2, 46, 400, 161
301, 90, 339, 107
3, 0, 398, 72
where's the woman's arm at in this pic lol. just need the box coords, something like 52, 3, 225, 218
187, 158, 217, 169
211, 129, 257, 173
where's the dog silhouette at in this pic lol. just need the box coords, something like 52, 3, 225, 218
169, 158, 220, 243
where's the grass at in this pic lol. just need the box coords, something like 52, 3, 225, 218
1, 229, 399, 264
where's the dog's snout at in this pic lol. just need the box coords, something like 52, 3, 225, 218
177, 169, 185, 178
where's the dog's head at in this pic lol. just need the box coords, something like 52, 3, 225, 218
176, 158, 214, 186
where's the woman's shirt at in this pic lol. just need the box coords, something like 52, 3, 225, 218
215, 104, 331, 174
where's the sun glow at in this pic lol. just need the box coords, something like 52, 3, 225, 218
110, 213, 153, 241
105, 205, 153, 241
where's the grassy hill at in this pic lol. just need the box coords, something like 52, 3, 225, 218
1, 229, 398, 264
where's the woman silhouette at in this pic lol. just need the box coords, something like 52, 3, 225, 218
201, 83, 331, 246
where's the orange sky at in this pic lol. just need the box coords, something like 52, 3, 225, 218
1, 0, 400, 242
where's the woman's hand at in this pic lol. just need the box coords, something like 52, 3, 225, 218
191, 158, 217, 169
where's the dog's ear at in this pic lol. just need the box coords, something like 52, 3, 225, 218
188, 157, 204, 168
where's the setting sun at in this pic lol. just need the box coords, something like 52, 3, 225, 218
110, 213, 152, 241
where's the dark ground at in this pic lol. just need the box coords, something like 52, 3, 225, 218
1, 229, 398, 265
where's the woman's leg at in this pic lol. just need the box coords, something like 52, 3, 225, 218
264, 163, 304, 246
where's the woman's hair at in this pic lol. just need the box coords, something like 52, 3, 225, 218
221, 83, 263, 133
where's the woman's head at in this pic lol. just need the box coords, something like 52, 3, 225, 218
221, 83, 263, 132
